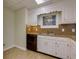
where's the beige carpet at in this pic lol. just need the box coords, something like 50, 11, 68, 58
3, 47, 56, 59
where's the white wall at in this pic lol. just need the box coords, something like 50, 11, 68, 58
28, 0, 76, 25
15, 8, 28, 50
3, 7, 15, 50
3, 7, 28, 51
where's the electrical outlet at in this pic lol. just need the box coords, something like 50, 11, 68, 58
62, 28, 64, 32
72, 28, 75, 32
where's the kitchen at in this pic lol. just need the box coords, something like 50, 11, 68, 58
3, 0, 76, 59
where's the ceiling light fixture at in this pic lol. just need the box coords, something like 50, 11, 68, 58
35, 0, 49, 4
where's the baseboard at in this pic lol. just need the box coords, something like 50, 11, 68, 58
3, 45, 14, 51
3, 45, 26, 51
14, 45, 26, 51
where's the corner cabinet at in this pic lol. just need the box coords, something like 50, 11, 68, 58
27, 34, 37, 51
37, 35, 76, 59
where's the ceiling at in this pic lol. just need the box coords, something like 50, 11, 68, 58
3, 0, 62, 10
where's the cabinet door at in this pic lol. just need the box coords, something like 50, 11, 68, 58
44, 39, 56, 55
55, 39, 63, 58
49, 39, 56, 56
61, 39, 70, 59
61, 0, 76, 24
63, 39, 76, 59
37, 36, 56, 56
43, 39, 52, 54
54, 38, 70, 59
70, 40, 76, 59
27, 34, 37, 51
37, 37, 48, 53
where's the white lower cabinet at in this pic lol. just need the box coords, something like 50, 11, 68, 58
37, 37, 55, 55
45, 39, 56, 56
70, 40, 76, 59
57, 38, 70, 59
37, 37, 46, 53
37, 35, 76, 59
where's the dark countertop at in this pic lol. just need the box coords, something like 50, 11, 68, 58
27, 33, 76, 41
38, 33, 76, 41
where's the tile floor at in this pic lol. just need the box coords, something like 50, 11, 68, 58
3, 47, 57, 59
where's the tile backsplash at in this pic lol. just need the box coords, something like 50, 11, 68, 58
27, 23, 76, 35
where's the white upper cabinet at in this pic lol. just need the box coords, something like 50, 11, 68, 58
28, 12, 37, 25
61, 0, 76, 24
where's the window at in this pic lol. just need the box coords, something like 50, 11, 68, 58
38, 11, 61, 28
43, 15, 56, 25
